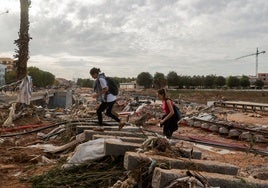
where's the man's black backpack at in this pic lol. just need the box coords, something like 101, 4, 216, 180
105, 77, 119, 95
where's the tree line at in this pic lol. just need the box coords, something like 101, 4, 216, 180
6, 68, 264, 90
137, 71, 264, 89
76, 71, 264, 89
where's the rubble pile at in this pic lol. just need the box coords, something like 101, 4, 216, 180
0, 88, 268, 187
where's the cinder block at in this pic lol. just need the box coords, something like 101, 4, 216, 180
152, 168, 268, 188
124, 152, 238, 175
104, 140, 140, 156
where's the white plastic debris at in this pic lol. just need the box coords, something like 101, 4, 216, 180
62, 138, 122, 169
2, 103, 16, 127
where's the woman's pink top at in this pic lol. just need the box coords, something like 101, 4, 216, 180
162, 99, 174, 115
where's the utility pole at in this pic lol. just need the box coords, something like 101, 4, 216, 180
235, 48, 266, 77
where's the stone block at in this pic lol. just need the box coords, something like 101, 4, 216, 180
152, 168, 268, 188
76, 125, 139, 134
104, 140, 140, 156
124, 152, 238, 175
93, 134, 146, 143
84, 130, 148, 140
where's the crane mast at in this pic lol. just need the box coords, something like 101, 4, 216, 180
235, 48, 266, 77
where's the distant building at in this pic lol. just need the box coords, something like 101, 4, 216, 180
120, 81, 136, 89
0, 64, 7, 86
257, 73, 268, 85
0, 57, 15, 72
55, 78, 71, 88
248, 75, 257, 86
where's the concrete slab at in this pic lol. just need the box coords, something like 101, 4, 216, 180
93, 135, 146, 143
104, 140, 140, 156
94, 135, 202, 159
171, 141, 202, 159
152, 168, 268, 188
84, 130, 149, 140
124, 152, 238, 175
178, 148, 202, 159
76, 125, 139, 134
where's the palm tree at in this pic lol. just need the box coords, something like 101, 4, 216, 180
14, 0, 31, 80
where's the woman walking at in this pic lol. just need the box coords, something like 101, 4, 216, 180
157, 88, 179, 139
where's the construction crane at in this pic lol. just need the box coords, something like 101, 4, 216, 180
235, 48, 266, 77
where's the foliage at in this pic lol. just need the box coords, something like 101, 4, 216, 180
167, 71, 179, 87
240, 75, 250, 88
191, 75, 205, 88
136, 72, 153, 88
227, 76, 240, 88
28, 67, 55, 87
76, 78, 93, 87
204, 75, 216, 88
153, 72, 166, 89
75, 71, 267, 89
180, 75, 192, 89
5, 70, 17, 84
254, 79, 264, 89
215, 76, 226, 87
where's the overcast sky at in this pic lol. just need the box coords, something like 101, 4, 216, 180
0, 0, 267, 80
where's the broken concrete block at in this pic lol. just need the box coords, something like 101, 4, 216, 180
104, 140, 140, 156
239, 132, 252, 140
152, 168, 268, 188
187, 119, 194, 126
84, 130, 148, 140
228, 129, 241, 137
219, 126, 229, 134
193, 121, 201, 127
201, 123, 209, 129
93, 135, 146, 143
124, 152, 238, 175
208, 124, 219, 132
76, 125, 139, 134
178, 148, 202, 159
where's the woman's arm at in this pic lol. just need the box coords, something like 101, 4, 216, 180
92, 78, 108, 98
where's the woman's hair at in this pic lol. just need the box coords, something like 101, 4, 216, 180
90, 67, 101, 75
157, 88, 167, 100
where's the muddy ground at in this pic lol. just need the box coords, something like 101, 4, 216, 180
0, 89, 268, 188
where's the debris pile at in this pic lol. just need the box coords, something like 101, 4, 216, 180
0, 88, 268, 187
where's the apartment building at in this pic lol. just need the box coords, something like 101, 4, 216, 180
0, 57, 15, 72
257, 73, 268, 85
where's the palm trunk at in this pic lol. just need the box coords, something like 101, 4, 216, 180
14, 0, 31, 80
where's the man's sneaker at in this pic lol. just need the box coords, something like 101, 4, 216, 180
93, 127, 104, 132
